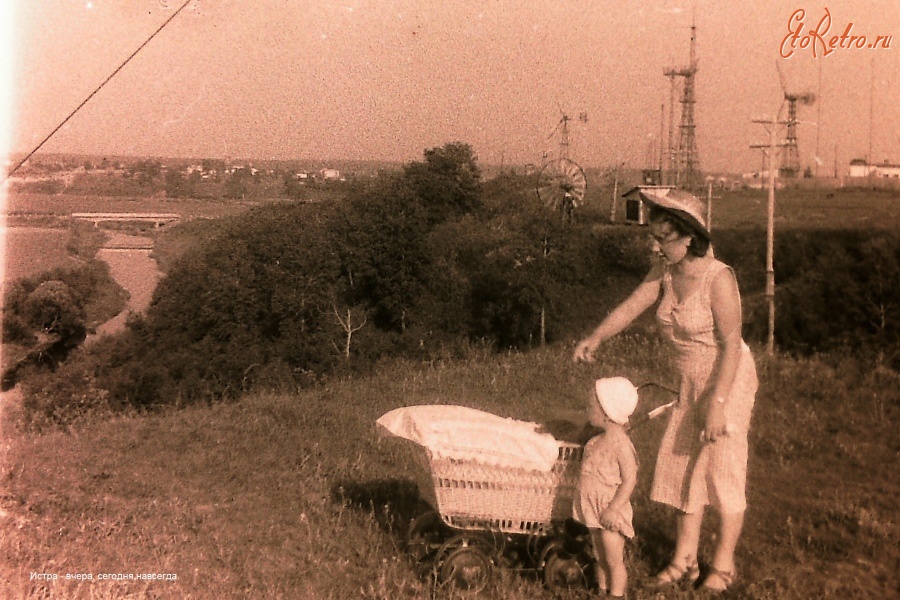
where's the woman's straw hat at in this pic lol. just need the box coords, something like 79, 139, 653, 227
638, 187, 711, 240
594, 377, 639, 425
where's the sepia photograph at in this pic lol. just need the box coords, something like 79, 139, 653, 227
1, 1, 897, 597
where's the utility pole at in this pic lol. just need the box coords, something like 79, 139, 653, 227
815, 59, 823, 179
751, 106, 787, 356
659, 102, 666, 178
610, 162, 620, 222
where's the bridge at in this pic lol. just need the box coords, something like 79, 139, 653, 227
71, 212, 181, 228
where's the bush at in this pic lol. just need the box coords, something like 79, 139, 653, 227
24, 280, 83, 333
2, 313, 36, 346
28, 149, 900, 424
18, 354, 113, 431
94, 202, 344, 404
772, 230, 900, 367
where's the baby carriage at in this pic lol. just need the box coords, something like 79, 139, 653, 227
376, 387, 675, 593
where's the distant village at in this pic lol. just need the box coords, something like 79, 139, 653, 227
4, 152, 899, 200
0, 154, 409, 202
4, 155, 351, 187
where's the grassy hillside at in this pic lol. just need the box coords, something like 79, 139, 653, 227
579, 184, 900, 232
1, 338, 896, 599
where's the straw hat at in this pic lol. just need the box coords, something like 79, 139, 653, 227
594, 377, 639, 425
638, 187, 710, 240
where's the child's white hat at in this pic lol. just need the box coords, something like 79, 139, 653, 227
594, 377, 639, 425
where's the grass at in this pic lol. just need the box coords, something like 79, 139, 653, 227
0, 338, 896, 599
581, 184, 900, 232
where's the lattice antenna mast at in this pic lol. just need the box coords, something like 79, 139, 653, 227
663, 19, 701, 189
677, 20, 700, 189
664, 71, 678, 182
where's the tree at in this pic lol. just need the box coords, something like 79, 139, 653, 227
130, 160, 162, 186
24, 281, 83, 334
106, 202, 344, 403
165, 169, 192, 198
330, 173, 430, 332
404, 142, 482, 224
332, 303, 367, 359
225, 167, 252, 199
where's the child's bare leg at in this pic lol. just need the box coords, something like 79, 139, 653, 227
588, 529, 609, 592
600, 529, 628, 597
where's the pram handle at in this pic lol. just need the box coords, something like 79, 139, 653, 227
627, 382, 679, 431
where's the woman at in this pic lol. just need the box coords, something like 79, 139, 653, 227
573, 187, 757, 593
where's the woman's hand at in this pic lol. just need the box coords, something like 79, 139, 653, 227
573, 337, 599, 363
703, 401, 732, 443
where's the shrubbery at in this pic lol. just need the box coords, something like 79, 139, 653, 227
2, 258, 128, 394
75, 143, 648, 407
17, 143, 900, 424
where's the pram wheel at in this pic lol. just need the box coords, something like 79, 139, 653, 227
406, 510, 447, 563
543, 552, 589, 591
438, 542, 493, 593
540, 535, 591, 591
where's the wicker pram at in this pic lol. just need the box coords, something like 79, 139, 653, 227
378, 385, 677, 592
410, 439, 583, 535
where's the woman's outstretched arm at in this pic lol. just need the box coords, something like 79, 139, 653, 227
573, 262, 664, 363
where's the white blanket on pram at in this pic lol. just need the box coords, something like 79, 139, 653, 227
376, 405, 561, 473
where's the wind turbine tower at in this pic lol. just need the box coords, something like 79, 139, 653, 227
778, 64, 816, 179
664, 21, 701, 189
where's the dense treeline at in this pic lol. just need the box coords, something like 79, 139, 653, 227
16, 143, 900, 426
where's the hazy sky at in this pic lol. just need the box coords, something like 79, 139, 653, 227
3, 0, 899, 173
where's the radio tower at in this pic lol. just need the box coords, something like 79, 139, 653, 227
664, 20, 701, 190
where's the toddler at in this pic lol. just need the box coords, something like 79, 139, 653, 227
573, 377, 639, 599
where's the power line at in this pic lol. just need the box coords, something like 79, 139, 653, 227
3, 0, 194, 183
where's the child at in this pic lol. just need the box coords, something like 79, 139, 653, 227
573, 377, 640, 599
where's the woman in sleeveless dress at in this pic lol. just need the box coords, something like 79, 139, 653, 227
572, 188, 757, 594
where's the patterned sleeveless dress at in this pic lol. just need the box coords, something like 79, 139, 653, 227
651, 258, 758, 514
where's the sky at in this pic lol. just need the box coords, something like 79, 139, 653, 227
2, 0, 899, 174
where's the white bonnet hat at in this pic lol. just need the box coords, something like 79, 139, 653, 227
594, 377, 639, 425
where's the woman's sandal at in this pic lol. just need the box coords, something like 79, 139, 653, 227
648, 559, 700, 588
699, 567, 736, 593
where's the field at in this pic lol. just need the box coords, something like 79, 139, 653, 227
581, 183, 900, 232
0, 340, 897, 599
1, 183, 898, 598
4, 193, 263, 222
2, 227, 78, 282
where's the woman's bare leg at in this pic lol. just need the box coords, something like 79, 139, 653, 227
673, 509, 703, 569
711, 510, 744, 573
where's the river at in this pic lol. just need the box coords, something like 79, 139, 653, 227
90, 232, 163, 338
2, 228, 162, 336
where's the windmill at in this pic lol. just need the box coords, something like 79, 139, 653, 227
777, 62, 816, 179
536, 110, 588, 222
